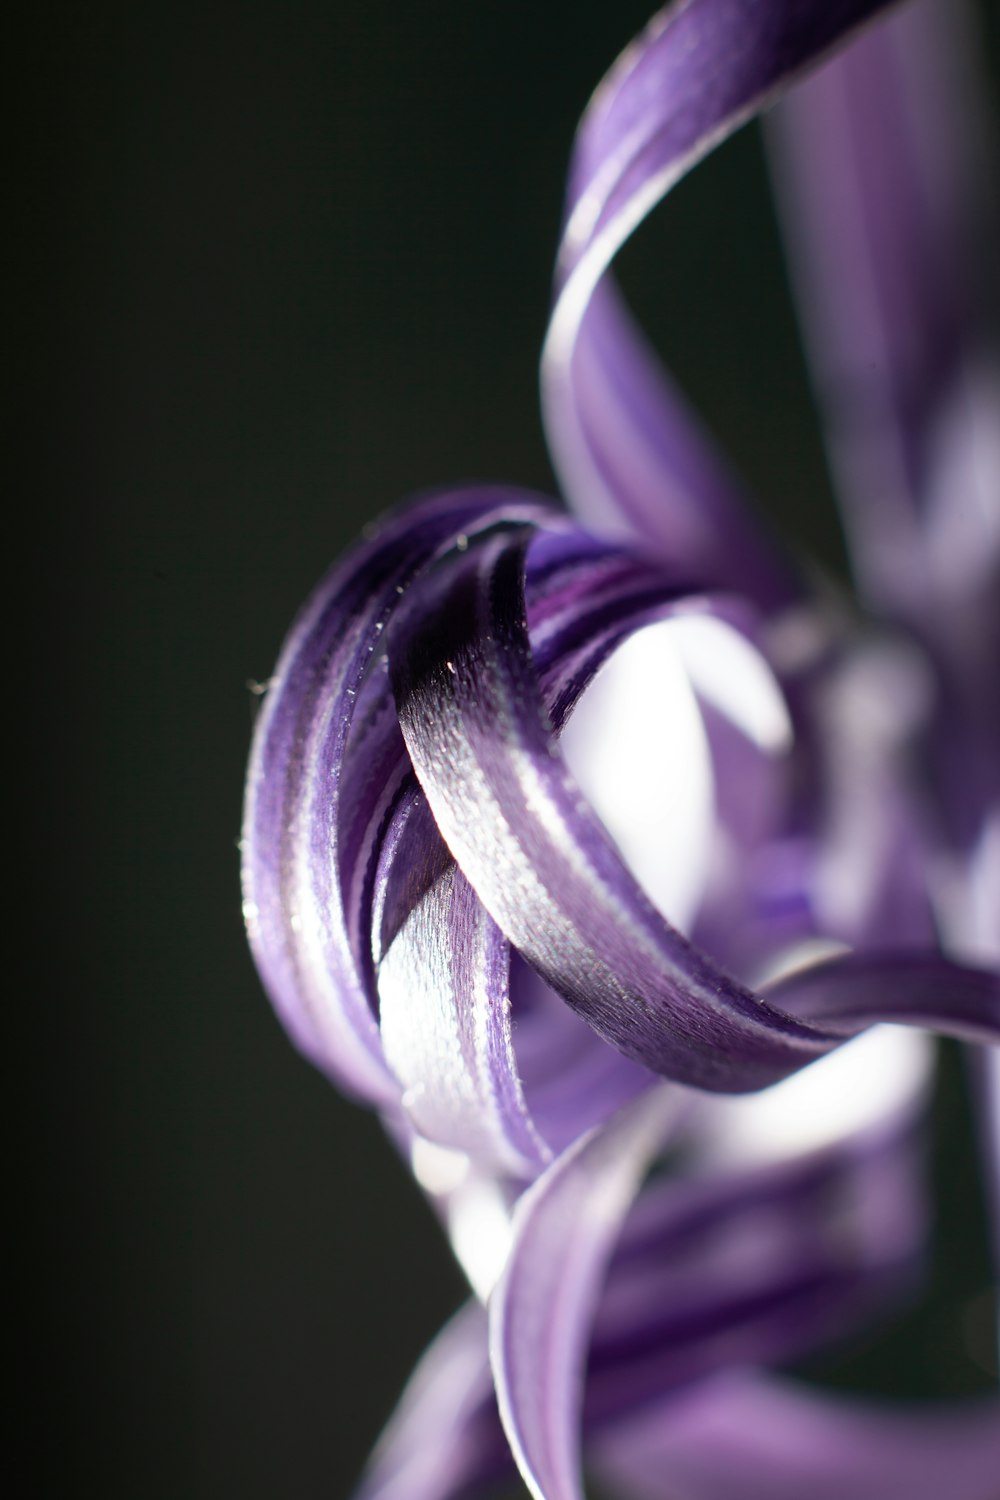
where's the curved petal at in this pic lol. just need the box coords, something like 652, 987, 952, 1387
241, 487, 556, 1102
491, 1076, 935, 1500
375, 525, 710, 1166
543, 0, 899, 603
489, 1087, 681, 1500
764, 949, 1000, 1043
388, 526, 1000, 1093
379, 863, 550, 1178
389, 529, 834, 1091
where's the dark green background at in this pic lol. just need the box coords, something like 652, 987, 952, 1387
20, 2, 998, 1495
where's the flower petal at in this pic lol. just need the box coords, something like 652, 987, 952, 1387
389, 526, 1000, 1091
543, 0, 900, 602
491, 1077, 935, 1500
241, 487, 555, 1102
764, 948, 1000, 1044
379, 863, 550, 1178
489, 1087, 681, 1500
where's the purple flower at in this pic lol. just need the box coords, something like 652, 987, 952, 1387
242, 0, 1000, 1495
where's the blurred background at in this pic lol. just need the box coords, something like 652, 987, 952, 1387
20, 1, 999, 1495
